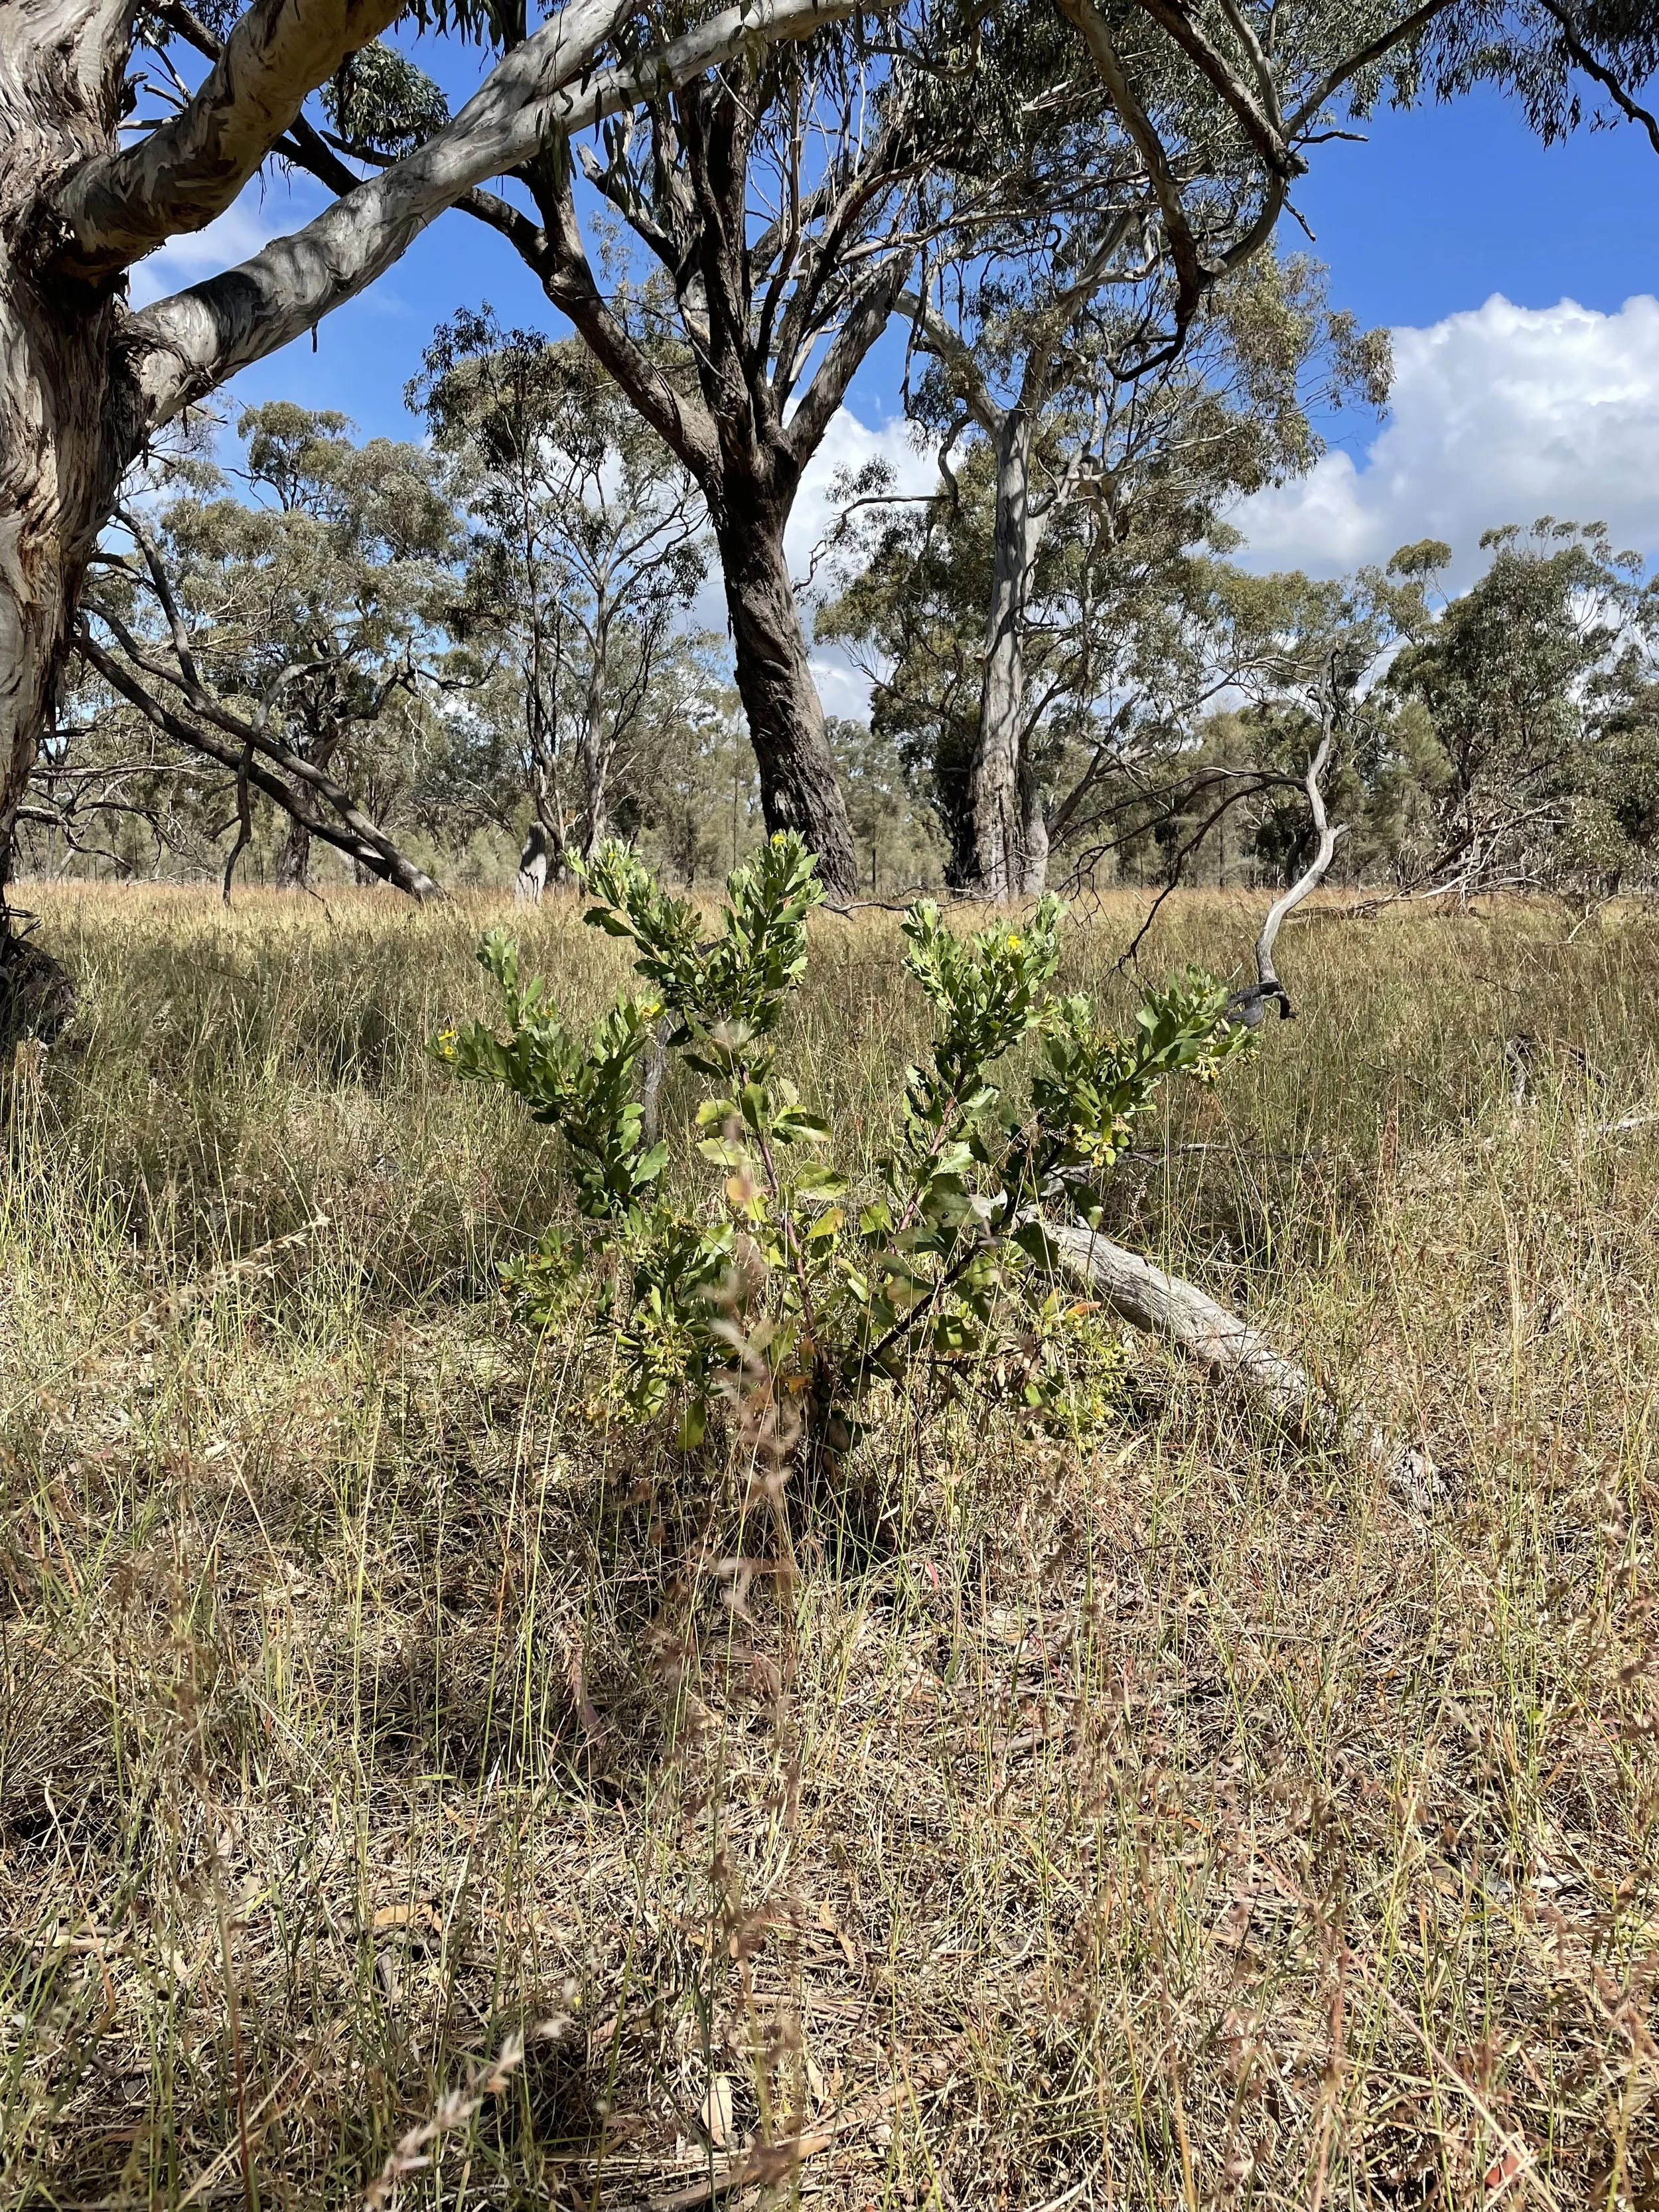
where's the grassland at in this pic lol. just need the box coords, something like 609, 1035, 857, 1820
3, 881, 1658, 2211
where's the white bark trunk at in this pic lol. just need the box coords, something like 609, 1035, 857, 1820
968, 409, 1049, 897
516, 822, 549, 901
0, 0, 130, 884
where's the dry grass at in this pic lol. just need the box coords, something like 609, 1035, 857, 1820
3, 882, 1658, 2210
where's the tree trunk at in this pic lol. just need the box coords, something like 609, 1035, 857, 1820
713, 487, 857, 901
576, 654, 609, 861
275, 812, 311, 889
968, 410, 1048, 897
516, 820, 549, 902
0, 0, 131, 924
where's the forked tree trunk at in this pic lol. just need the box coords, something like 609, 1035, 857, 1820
968, 409, 1050, 898
0, 0, 131, 904
715, 488, 857, 899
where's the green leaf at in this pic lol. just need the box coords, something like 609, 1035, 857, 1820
781, 1110, 831, 1143
793, 1163, 846, 1198
1013, 1220, 1064, 1270
678, 1400, 707, 1451
696, 1134, 749, 1169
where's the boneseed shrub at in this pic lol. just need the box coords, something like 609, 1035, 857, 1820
434, 834, 1252, 1463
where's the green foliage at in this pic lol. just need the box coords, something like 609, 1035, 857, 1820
320, 40, 448, 156
62, 405, 459, 887
408, 309, 706, 861
1382, 519, 1659, 895
437, 933, 668, 1218
436, 833, 1250, 1458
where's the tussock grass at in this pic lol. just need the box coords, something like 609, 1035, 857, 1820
3, 883, 1658, 2209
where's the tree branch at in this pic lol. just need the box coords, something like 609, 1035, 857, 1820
124, 0, 864, 431
514, 151, 724, 481
1285, 0, 1457, 137
784, 254, 912, 467
1133, 0, 1299, 177
1054, 0, 1208, 342
897, 284, 1003, 436
1046, 1222, 1438, 1509
76, 624, 441, 897
51, 0, 407, 282
1534, 0, 1659, 156
1252, 726, 1345, 1014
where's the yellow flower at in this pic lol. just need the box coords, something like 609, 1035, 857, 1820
1006, 933, 1023, 950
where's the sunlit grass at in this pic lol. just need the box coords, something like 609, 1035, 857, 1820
3, 882, 1658, 2207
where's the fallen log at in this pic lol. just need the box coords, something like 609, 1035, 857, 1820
1047, 1222, 1440, 1510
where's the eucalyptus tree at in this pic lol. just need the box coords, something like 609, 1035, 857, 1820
1382, 521, 1659, 896
455, 0, 1453, 896
822, 254, 1384, 885
71, 403, 457, 897
896, 251, 1388, 889
880, 0, 1659, 895
0, 0, 874, 976
888, 0, 1469, 899
455, 22, 955, 896
412, 308, 705, 871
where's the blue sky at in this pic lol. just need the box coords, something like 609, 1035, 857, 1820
133, 56, 1659, 618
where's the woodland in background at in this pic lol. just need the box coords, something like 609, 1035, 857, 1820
9, 0, 1659, 963
26, 372, 1659, 909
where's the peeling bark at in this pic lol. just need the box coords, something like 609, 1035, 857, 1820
50, 0, 407, 283
0, 0, 131, 897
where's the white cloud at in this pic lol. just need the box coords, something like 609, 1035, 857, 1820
1235, 293, 1659, 584
786, 405, 938, 578
793, 409, 936, 720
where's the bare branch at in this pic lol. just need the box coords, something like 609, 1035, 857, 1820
784, 255, 912, 466
1046, 1223, 1437, 1509
1252, 725, 1346, 1013
76, 625, 442, 898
